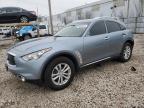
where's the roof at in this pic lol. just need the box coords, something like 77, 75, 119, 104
72, 17, 119, 23
0, 7, 21, 9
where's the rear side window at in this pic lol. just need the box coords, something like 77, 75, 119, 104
39, 25, 46, 29
106, 21, 121, 33
89, 21, 106, 36
6, 8, 21, 13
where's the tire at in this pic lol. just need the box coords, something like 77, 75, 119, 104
24, 35, 31, 40
18, 37, 24, 41
44, 57, 75, 90
20, 16, 29, 23
119, 43, 133, 62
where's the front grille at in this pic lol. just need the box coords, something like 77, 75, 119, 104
7, 54, 15, 65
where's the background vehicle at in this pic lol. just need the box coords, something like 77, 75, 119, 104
16, 24, 49, 40
0, 7, 37, 23
6, 17, 134, 90
2, 28, 10, 34
3, 28, 19, 38
0, 28, 3, 35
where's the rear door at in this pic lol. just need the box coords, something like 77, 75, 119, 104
83, 20, 110, 64
105, 21, 125, 56
5, 8, 21, 22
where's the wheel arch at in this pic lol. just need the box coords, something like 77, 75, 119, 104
125, 39, 134, 48
41, 52, 80, 81
22, 33, 32, 38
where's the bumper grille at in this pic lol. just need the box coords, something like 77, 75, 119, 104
7, 54, 15, 65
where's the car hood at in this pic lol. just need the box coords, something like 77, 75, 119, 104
9, 36, 79, 53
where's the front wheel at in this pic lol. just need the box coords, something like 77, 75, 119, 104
24, 35, 31, 40
119, 43, 133, 62
44, 57, 75, 90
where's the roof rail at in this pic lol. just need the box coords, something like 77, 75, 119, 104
93, 16, 120, 20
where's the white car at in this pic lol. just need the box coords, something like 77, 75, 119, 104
30, 25, 49, 37
2, 28, 10, 34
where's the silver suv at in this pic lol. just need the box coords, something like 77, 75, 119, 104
6, 17, 134, 90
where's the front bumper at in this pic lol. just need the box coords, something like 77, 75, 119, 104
6, 52, 46, 80
6, 60, 41, 80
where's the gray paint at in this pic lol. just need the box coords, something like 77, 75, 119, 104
6, 17, 134, 80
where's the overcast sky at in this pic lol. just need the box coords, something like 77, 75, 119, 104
0, 0, 100, 16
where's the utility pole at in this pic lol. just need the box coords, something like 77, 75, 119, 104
48, 0, 54, 35
36, 7, 40, 37
127, 0, 130, 18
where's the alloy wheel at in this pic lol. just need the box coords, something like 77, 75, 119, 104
20, 16, 28, 23
51, 63, 71, 86
123, 45, 131, 60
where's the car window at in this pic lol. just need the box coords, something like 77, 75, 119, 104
6, 8, 21, 13
0, 8, 6, 14
106, 21, 121, 33
89, 21, 106, 36
39, 25, 46, 29
55, 22, 90, 37
119, 24, 126, 30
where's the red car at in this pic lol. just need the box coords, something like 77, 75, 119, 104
0, 7, 37, 24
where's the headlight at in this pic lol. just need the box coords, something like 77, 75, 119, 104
22, 48, 52, 61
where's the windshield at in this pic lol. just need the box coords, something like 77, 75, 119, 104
54, 22, 90, 37
21, 26, 33, 31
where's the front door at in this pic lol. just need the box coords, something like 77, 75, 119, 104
83, 20, 110, 64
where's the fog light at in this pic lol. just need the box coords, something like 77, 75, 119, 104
21, 77, 26, 82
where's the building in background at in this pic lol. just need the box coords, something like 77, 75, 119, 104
52, 0, 144, 33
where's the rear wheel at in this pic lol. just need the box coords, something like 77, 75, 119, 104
20, 16, 29, 23
119, 43, 133, 62
44, 57, 75, 90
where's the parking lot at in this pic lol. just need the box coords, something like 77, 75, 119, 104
0, 34, 144, 108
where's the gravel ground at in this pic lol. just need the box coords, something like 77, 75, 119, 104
0, 34, 144, 108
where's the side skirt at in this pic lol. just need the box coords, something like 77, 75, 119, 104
81, 57, 111, 68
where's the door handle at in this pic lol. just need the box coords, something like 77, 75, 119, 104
105, 36, 109, 40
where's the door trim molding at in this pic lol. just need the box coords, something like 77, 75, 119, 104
81, 57, 111, 68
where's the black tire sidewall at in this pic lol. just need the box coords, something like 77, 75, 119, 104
44, 57, 75, 90
24, 35, 31, 40
120, 43, 133, 62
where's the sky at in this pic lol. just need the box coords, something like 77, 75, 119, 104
0, 0, 100, 16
